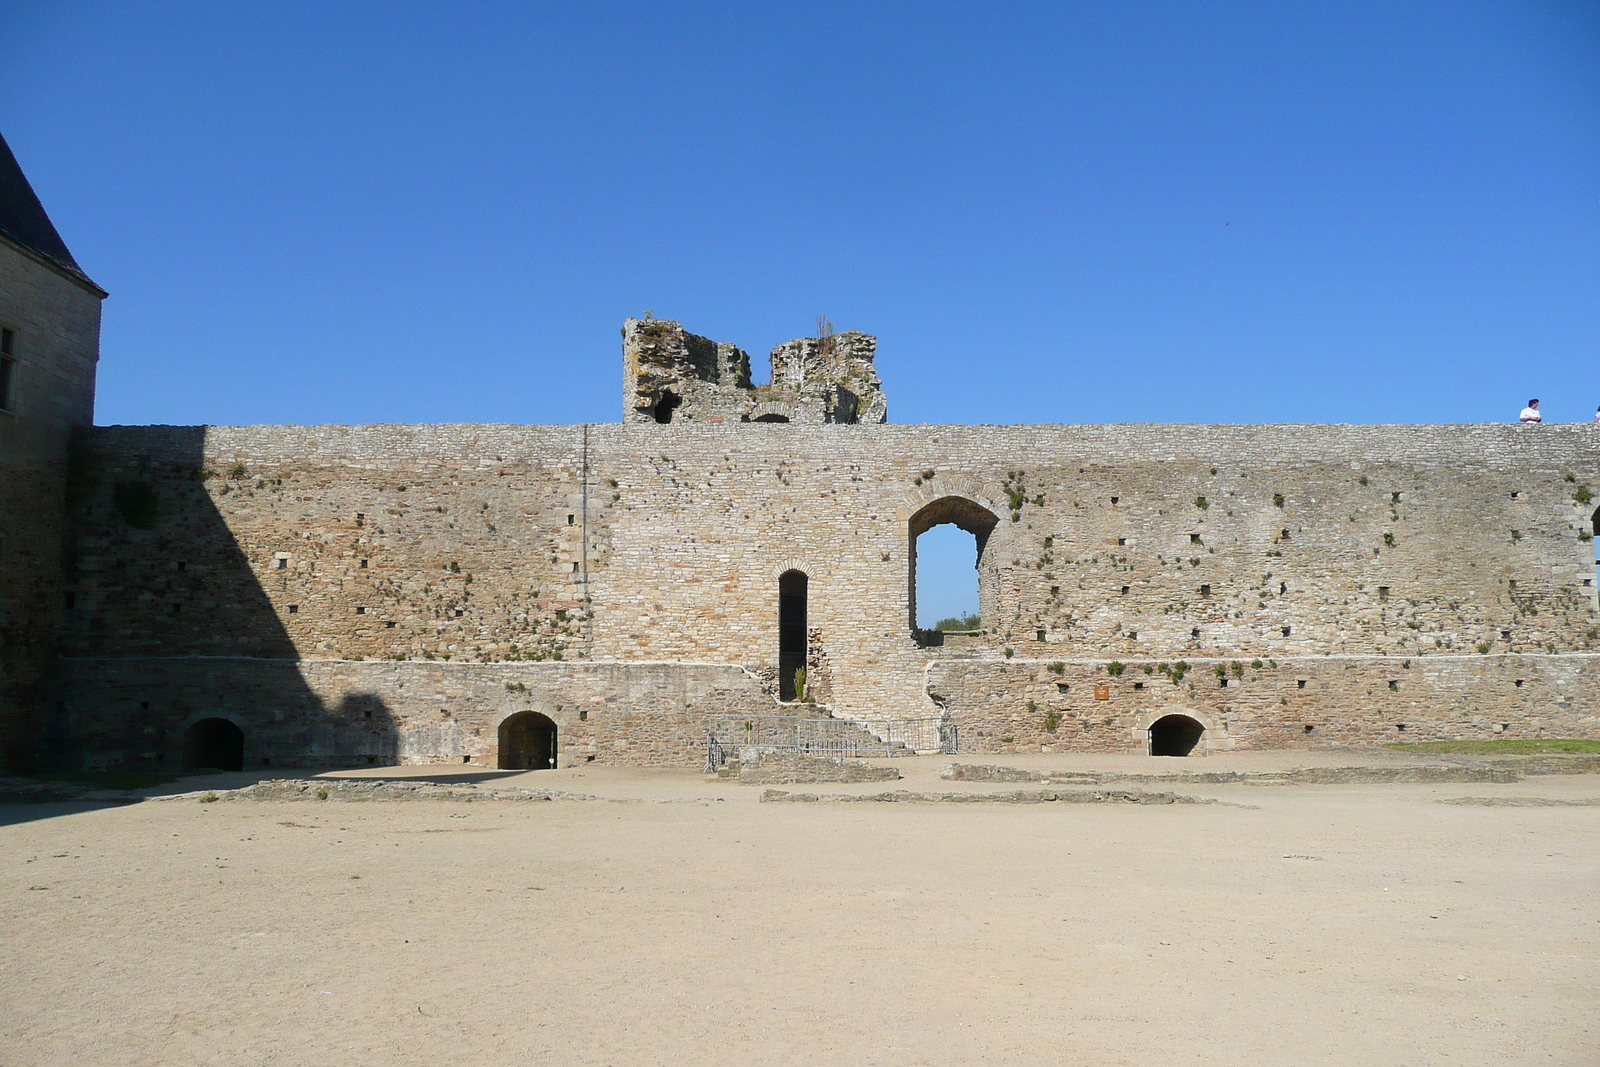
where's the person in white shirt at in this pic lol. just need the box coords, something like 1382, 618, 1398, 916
1593, 404, 1599, 424
1519, 399, 1542, 423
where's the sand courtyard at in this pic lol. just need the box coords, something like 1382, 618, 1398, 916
1, 753, 1596, 1066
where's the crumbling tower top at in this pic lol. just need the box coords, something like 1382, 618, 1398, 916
622, 318, 888, 425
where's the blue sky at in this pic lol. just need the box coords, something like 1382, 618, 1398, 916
4, 2, 1597, 622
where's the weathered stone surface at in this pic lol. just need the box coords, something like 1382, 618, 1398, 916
760, 788, 1220, 804
719, 752, 901, 784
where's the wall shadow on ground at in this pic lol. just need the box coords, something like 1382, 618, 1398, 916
40, 426, 403, 787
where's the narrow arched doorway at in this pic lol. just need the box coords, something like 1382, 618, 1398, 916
1150, 714, 1205, 757
779, 570, 808, 701
183, 718, 244, 772
499, 712, 558, 770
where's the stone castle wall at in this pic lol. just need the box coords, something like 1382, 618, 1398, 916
50, 419, 1600, 767
0, 238, 102, 769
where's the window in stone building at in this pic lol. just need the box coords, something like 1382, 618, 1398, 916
275, 557, 287, 569
1035, 629, 1046, 642
356, 606, 366, 614
359, 558, 368, 568
1282, 626, 1292, 636
1190, 533, 1201, 544
908, 496, 998, 643
778, 569, 808, 701
288, 605, 298, 613
1378, 586, 1390, 600
1199, 584, 1211, 597
1388, 680, 1399, 691
753, 413, 789, 423
1110, 497, 1119, 505
1191, 627, 1200, 637
1120, 586, 1130, 595
1297, 679, 1307, 689
567, 514, 575, 525
1117, 537, 1126, 546
1281, 528, 1290, 540
0, 326, 14, 412
653, 390, 682, 424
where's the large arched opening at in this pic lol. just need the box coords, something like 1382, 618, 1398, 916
499, 712, 558, 770
183, 717, 244, 772
753, 413, 789, 423
1149, 714, 1205, 757
909, 496, 999, 643
779, 570, 808, 701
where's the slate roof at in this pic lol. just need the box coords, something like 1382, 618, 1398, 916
0, 130, 100, 291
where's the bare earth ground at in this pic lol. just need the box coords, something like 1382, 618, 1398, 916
2, 753, 1597, 1066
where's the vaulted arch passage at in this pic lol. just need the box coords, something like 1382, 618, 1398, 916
183, 717, 244, 772
500, 712, 558, 770
1150, 714, 1205, 757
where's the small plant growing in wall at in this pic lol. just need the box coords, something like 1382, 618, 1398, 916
1003, 647, 1014, 658
1042, 706, 1062, 733
1194, 496, 1208, 510
1272, 493, 1285, 508
1510, 530, 1522, 543
1476, 642, 1490, 654
1382, 532, 1395, 547
1048, 662, 1064, 674
1106, 661, 1126, 676
226, 462, 248, 479
1575, 485, 1594, 505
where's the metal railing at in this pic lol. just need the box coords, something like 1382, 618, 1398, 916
705, 714, 956, 772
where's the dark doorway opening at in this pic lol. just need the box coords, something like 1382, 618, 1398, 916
753, 413, 789, 423
499, 711, 558, 770
183, 717, 244, 772
779, 569, 808, 701
1149, 714, 1204, 757
653, 390, 682, 424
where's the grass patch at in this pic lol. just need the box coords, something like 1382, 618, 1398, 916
1383, 738, 1600, 755
18, 770, 180, 790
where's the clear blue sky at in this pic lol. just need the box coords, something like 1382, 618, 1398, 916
2, 1, 1595, 434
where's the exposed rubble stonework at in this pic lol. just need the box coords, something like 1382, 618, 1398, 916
622, 317, 887, 425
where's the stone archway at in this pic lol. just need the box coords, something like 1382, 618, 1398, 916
907, 494, 1001, 639
183, 717, 244, 772
499, 711, 558, 770
1149, 714, 1206, 756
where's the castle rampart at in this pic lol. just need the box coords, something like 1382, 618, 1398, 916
50, 417, 1600, 769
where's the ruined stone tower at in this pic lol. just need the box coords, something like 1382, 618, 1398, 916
622, 318, 888, 425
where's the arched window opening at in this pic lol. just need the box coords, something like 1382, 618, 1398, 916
653, 390, 682, 424
779, 570, 808, 701
499, 711, 558, 770
908, 497, 999, 645
183, 717, 244, 772
753, 413, 789, 423
1150, 714, 1204, 757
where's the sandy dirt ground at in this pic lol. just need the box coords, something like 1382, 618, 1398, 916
2, 755, 1597, 1066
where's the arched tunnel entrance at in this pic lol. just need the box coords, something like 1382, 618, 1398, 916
183, 717, 244, 772
500, 711, 558, 770
1149, 714, 1205, 757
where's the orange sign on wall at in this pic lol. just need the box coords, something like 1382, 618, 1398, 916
1093, 684, 1110, 701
